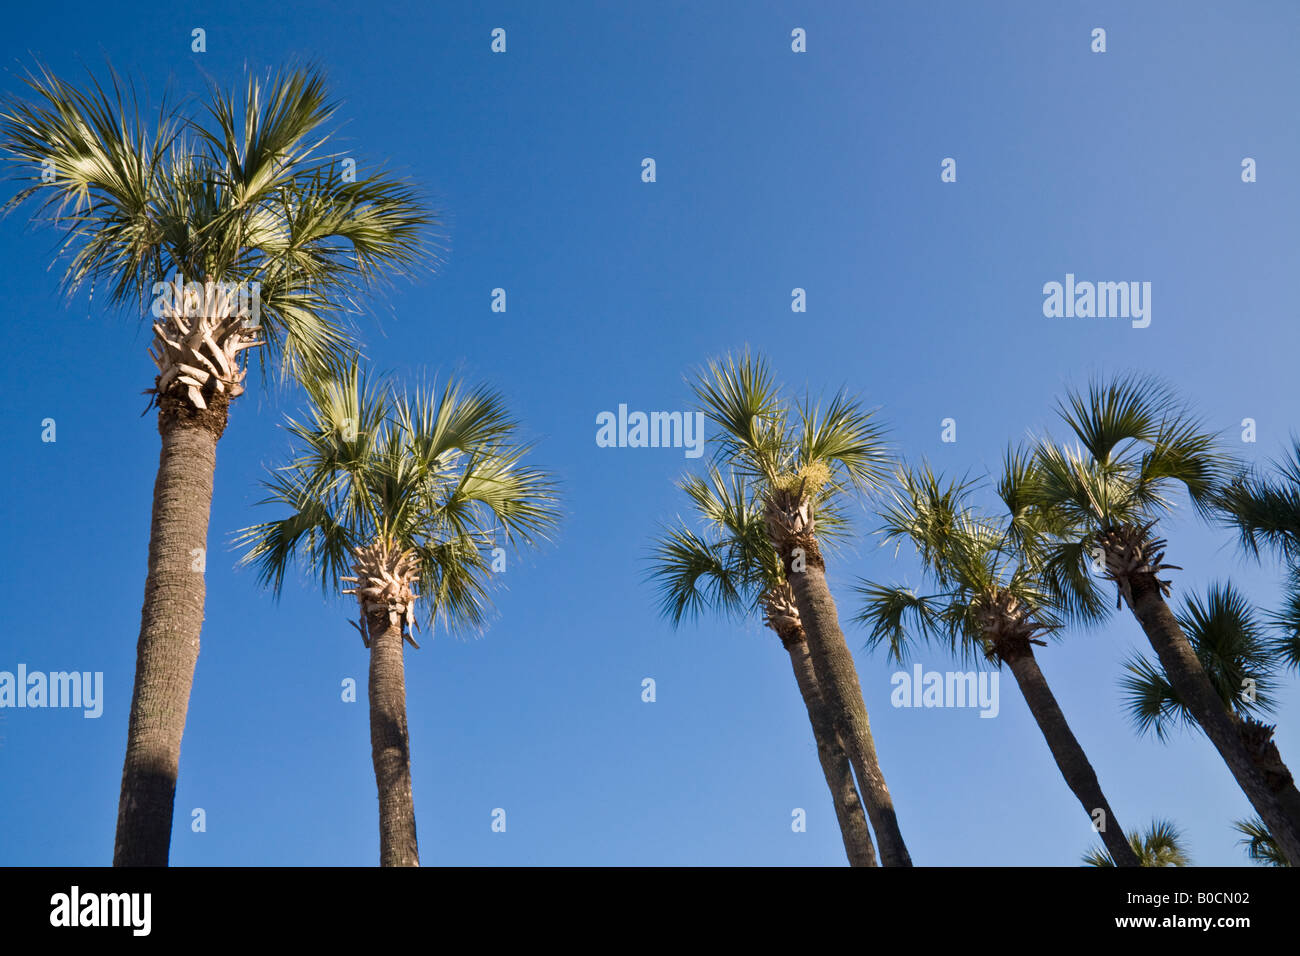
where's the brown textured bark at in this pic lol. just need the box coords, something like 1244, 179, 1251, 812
114, 395, 227, 867
999, 643, 1140, 866
1238, 718, 1300, 844
367, 612, 419, 866
782, 630, 877, 866
1127, 574, 1300, 865
783, 539, 912, 866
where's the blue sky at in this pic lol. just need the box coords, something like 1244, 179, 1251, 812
2, 0, 1298, 866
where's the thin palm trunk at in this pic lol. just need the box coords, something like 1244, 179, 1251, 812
785, 546, 912, 866
114, 405, 224, 866
783, 630, 877, 866
367, 612, 419, 866
1128, 575, 1300, 864
1000, 644, 1140, 866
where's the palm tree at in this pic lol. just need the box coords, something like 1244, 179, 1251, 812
238, 364, 559, 865
1233, 817, 1290, 866
1021, 374, 1300, 864
1083, 819, 1189, 867
688, 352, 911, 866
648, 465, 877, 866
1, 63, 431, 865
855, 462, 1141, 866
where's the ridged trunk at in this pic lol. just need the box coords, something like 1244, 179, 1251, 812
1127, 574, 1300, 865
783, 540, 912, 866
114, 397, 226, 866
1000, 644, 1140, 866
783, 631, 877, 867
367, 613, 419, 866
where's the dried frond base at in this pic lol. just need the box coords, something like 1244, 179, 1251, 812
978, 589, 1052, 662
762, 582, 803, 647
1239, 717, 1295, 793
145, 275, 263, 431
1097, 522, 1183, 610
764, 486, 815, 543
342, 539, 422, 648
764, 486, 824, 573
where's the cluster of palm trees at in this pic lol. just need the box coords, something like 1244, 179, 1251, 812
1, 63, 558, 867
5, 62, 1298, 869
650, 355, 1300, 867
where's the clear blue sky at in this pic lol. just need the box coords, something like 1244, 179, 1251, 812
2, 0, 1298, 866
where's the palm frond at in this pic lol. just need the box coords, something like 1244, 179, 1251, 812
797, 389, 891, 495
1269, 568, 1300, 672
1083, 818, 1189, 867
1233, 817, 1290, 866
647, 525, 754, 627
689, 350, 786, 482
1215, 440, 1300, 563
852, 582, 943, 663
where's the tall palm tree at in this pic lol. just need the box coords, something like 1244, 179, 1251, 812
688, 352, 911, 866
238, 364, 559, 865
1021, 374, 1300, 864
1, 63, 431, 865
1232, 817, 1290, 866
1083, 819, 1189, 867
648, 465, 877, 866
855, 462, 1141, 866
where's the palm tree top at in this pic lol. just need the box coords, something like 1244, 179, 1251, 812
1032, 372, 1234, 528
237, 363, 559, 636
0, 60, 436, 382
855, 461, 1069, 666
688, 350, 891, 506
1008, 374, 1236, 620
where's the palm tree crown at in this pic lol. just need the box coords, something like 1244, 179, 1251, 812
238, 363, 559, 636
690, 351, 889, 547
855, 460, 1074, 665
1022, 373, 1233, 611
1, 62, 432, 386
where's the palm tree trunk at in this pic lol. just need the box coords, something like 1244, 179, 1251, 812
1000, 644, 1140, 866
782, 630, 877, 866
367, 613, 419, 866
784, 543, 912, 866
1127, 574, 1300, 865
114, 404, 224, 866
